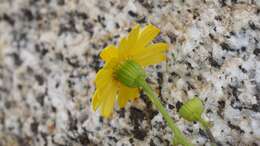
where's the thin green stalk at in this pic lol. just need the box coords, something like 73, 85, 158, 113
137, 80, 193, 146
198, 118, 217, 146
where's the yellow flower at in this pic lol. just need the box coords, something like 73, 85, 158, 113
92, 24, 168, 117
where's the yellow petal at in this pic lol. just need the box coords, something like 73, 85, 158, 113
100, 45, 118, 61
95, 68, 113, 89
136, 53, 166, 67
100, 82, 118, 118
91, 90, 100, 111
118, 84, 139, 108
133, 43, 168, 66
128, 25, 140, 48
93, 68, 114, 112
95, 80, 118, 115
135, 43, 168, 57
136, 24, 160, 48
118, 37, 128, 58
117, 95, 128, 109
119, 25, 141, 58
148, 43, 168, 52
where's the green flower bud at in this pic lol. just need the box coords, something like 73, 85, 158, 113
179, 97, 214, 145
115, 60, 146, 88
178, 97, 204, 122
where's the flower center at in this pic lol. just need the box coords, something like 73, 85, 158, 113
115, 60, 146, 88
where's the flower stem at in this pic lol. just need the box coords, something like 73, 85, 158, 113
198, 118, 217, 146
137, 80, 193, 146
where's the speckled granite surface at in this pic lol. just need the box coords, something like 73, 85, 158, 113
0, 0, 260, 146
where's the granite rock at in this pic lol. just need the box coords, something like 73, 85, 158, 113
0, 0, 260, 146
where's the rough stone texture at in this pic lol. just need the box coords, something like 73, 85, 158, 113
0, 0, 260, 146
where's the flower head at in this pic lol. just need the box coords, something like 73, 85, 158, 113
92, 24, 168, 117
178, 97, 204, 122
178, 97, 211, 128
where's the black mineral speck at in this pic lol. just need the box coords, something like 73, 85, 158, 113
219, 0, 227, 7
168, 104, 174, 110
68, 111, 78, 131
137, 0, 154, 10
215, 16, 222, 21
198, 128, 208, 138
115, 22, 120, 28
253, 48, 260, 56
117, 108, 125, 118
206, 109, 213, 113
248, 21, 258, 30
217, 100, 225, 118
227, 121, 245, 134
90, 54, 101, 72
128, 10, 138, 17
67, 80, 75, 88
77, 12, 88, 20
129, 138, 134, 143
131, 127, 147, 140
251, 104, 260, 112
77, 130, 91, 145
136, 16, 146, 23
241, 46, 246, 52
10, 53, 23, 66
218, 100, 225, 109
157, 72, 163, 85
176, 101, 183, 112
231, 0, 237, 3
231, 99, 242, 111
97, 15, 106, 28
5, 101, 12, 109
51, 106, 56, 113
187, 81, 195, 90
187, 128, 193, 133
209, 33, 215, 40
83, 22, 94, 36
22, 9, 34, 21
59, 17, 78, 35
30, 120, 39, 134
2, 13, 15, 25
55, 52, 64, 61
35, 44, 49, 57
148, 109, 159, 120
66, 57, 80, 68
229, 85, 239, 100
35, 74, 44, 85
170, 72, 180, 78
130, 106, 145, 125
17, 84, 23, 90
220, 42, 234, 52
257, 9, 260, 15
16, 134, 31, 146
167, 32, 177, 43
108, 136, 118, 143
57, 0, 65, 5
238, 65, 247, 73
150, 139, 156, 146
36, 94, 45, 106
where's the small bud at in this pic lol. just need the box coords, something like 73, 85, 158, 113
179, 98, 215, 145
115, 60, 146, 88
178, 97, 204, 122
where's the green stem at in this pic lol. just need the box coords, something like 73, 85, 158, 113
198, 117, 209, 129
137, 80, 193, 146
198, 118, 217, 146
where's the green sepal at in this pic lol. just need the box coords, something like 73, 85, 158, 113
115, 60, 146, 88
178, 97, 204, 122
